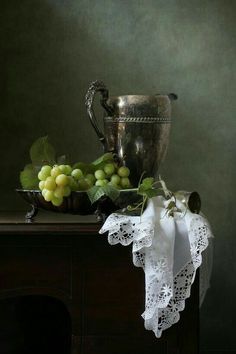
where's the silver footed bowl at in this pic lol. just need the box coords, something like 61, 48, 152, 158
16, 189, 141, 216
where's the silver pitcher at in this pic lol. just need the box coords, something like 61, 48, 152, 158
85, 80, 177, 186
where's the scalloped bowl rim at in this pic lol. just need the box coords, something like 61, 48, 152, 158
16, 188, 138, 194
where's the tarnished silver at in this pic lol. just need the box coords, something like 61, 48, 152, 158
85, 80, 177, 186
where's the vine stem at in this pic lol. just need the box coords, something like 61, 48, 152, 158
127, 200, 144, 211
158, 175, 172, 199
140, 195, 147, 223
138, 171, 147, 187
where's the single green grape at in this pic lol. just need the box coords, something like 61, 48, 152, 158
108, 181, 120, 189
39, 180, 45, 191
95, 179, 108, 187
51, 166, 61, 178
63, 185, 71, 197
85, 173, 96, 185
54, 186, 64, 198
38, 171, 47, 181
59, 165, 72, 175
38, 166, 53, 181
67, 176, 78, 191
94, 169, 106, 180
71, 169, 83, 180
42, 188, 47, 198
120, 177, 131, 189
104, 163, 115, 176
51, 196, 63, 206
110, 174, 121, 185
44, 176, 57, 190
77, 178, 90, 191
44, 190, 54, 202
55, 174, 68, 187
58, 165, 68, 174
64, 165, 72, 175
118, 166, 130, 178
41, 165, 52, 176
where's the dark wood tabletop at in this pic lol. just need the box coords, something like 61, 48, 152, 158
0, 211, 101, 235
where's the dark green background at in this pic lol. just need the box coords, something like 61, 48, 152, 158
1, 0, 236, 352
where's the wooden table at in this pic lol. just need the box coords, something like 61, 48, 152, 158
0, 211, 199, 354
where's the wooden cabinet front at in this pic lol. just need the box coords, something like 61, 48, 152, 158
0, 212, 199, 354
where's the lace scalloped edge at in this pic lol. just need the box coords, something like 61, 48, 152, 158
150, 217, 213, 337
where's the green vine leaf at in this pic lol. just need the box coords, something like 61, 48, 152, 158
91, 152, 115, 170
20, 164, 40, 189
141, 177, 154, 189
87, 184, 120, 204
30, 136, 56, 166
138, 176, 161, 198
144, 188, 160, 198
92, 152, 114, 166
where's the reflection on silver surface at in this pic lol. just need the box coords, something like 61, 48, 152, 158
175, 190, 201, 214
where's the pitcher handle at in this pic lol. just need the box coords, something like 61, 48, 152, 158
85, 80, 113, 147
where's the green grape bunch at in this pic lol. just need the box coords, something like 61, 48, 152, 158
94, 164, 131, 189
38, 165, 72, 206
36, 161, 132, 207
19, 136, 133, 208
38, 164, 91, 206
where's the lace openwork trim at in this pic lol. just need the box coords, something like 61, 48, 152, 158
99, 212, 213, 338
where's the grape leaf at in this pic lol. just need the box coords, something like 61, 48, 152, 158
102, 184, 120, 202
142, 177, 154, 189
87, 185, 120, 204
92, 152, 114, 166
138, 185, 160, 197
138, 185, 147, 195
24, 163, 36, 171
144, 188, 160, 198
87, 186, 106, 204
20, 164, 39, 189
138, 177, 154, 194
138, 177, 161, 198
30, 136, 56, 165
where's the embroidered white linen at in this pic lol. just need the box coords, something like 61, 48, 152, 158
99, 195, 213, 338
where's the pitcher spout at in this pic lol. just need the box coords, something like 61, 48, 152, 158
168, 93, 178, 101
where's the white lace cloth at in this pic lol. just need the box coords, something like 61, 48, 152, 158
99, 195, 213, 338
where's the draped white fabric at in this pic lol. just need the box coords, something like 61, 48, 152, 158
99, 195, 213, 338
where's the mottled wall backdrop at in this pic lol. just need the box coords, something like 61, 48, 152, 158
1, 0, 236, 352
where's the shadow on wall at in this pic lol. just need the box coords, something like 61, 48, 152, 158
1, 0, 236, 352
0, 0, 104, 210
1, 0, 236, 214
1, 0, 173, 210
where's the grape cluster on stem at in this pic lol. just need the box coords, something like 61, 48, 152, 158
37, 161, 132, 207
